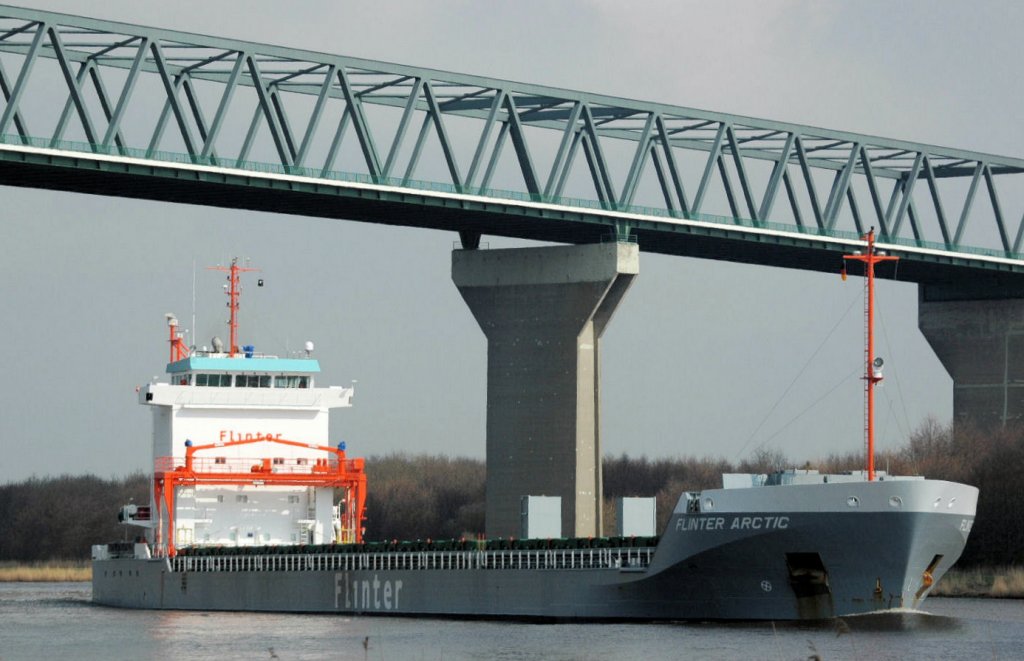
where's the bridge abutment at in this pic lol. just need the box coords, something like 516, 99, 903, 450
453, 242, 639, 539
919, 288, 1024, 427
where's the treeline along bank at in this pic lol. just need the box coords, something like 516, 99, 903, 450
1, 420, 1020, 567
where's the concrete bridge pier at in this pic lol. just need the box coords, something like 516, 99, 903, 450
453, 242, 639, 539
919, 288, 1024, 427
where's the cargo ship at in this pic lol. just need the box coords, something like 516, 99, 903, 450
93, 240, 978, 620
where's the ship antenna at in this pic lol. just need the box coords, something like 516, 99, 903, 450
843, 228, 898, 481
208, 257, 259, 357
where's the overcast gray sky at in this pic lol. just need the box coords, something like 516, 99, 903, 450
1, 1, 1021, 483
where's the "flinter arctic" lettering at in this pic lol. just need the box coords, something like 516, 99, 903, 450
675, 515, 790, 532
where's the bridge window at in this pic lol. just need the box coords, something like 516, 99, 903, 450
196, 373, 232, 387
234, 375, 271, 388
274, 375, 309, 388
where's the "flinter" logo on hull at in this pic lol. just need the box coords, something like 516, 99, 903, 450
335, 573, 404, 611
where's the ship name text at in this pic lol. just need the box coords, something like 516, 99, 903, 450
218, 430, 284, 442
335, 573, 403, 611
675, 516, 789, 532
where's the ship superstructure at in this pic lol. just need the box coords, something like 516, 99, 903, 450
110, 258, 365, 559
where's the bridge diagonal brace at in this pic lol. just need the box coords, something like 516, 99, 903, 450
952, 162, 983, 247
0, 56, 29, 141
795, 135, 826, 229
422, 80, 463, 188
481, 120, 510, 192
503, 93, 541, 197
922, 155, 952, 246
618, 112, 656, 209
100, 37, 149, 151
151, 41, 197, 157
553, 128, 582, 199
463, 89, 503, 189
88, 64, 130, 154
654, 115, 690, 216
716, 151, 741, 221
383, 77, 425, 179
181, 76, 218, 159
320, 105, 352, 177
237, 100, 263, 165
404, 107, 433, 184
544, 101, 583, 197
200, 52, 245, 162
905, 195, 923, 243
293, 64, 337, 169
245, 54, 293, 167
725, 125, 759, 221
823, 143, 859, 231
580, 103, 617, 208
52, 59, 94, 148
889, 153, 923, 238
581, 131, 613, 208
0, 20, 43, 139
1013, 209, 1024, 255
984, 164, 1011, 253
337, 66, 382, 180
860, 145, 890, 236
49, 25, 101, 147
847, 183, 864, 235
649, 142, 676, 213
758, 132, 796, 221
269, 86, 299, 165
782, 169, 805, 229
692, 123, 726, 214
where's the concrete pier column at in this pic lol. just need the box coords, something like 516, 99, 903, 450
919, 292, 1024, 427
453, 242, 639, 538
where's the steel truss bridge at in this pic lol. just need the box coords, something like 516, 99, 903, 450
0, 5, 1022, 290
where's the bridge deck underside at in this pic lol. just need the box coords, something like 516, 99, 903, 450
2, 152, 1022, 294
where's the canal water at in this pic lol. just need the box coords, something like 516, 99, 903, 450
0, 583, 1021, 660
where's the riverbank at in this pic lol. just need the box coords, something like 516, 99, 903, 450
0, 561, 90, 582
932, 566, 1024, 598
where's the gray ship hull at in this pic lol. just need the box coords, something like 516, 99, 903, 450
93, 478, 977, 620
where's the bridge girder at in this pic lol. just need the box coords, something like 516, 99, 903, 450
0, 4, 1021, 277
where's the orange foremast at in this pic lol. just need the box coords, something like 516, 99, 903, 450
208, 257, 259, 357
843, 229, 898, 482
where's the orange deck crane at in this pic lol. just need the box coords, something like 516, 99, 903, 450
152, 436, 367, 557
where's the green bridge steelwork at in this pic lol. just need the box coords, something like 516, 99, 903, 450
0, 4, 1022, 287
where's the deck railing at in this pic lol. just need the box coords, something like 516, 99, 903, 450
169, 546, 655, 574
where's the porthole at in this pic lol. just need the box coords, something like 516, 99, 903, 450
847, 496, 860, 507
889, 496, 903, 508
948, 497, 957, 509
933, 498, 942, 508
